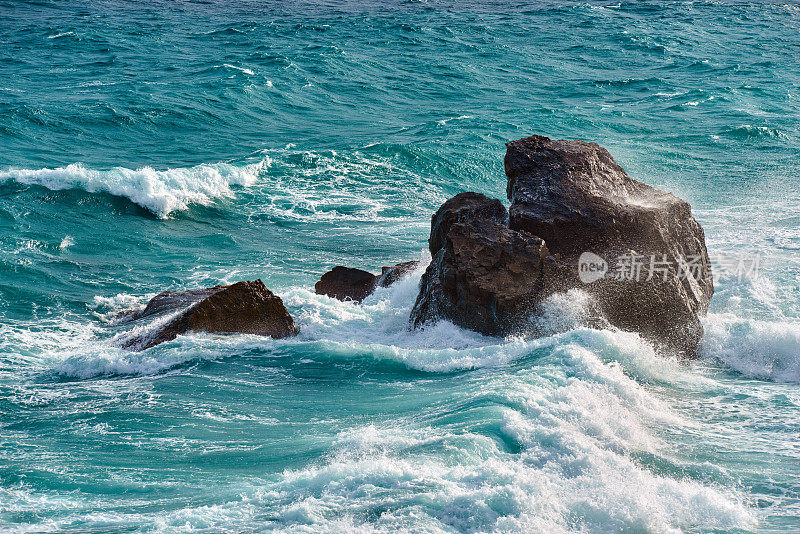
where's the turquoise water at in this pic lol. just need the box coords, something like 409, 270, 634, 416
1, 0, 800, 531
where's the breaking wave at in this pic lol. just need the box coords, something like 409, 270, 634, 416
0, 160, 267, 218
702, 313, 800, 384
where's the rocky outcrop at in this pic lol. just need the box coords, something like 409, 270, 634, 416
428, 192, 507, 254
410, 135, 713, 356
411, 212, 550, 336
315, 261, 420, 302
120, 280, 297, 350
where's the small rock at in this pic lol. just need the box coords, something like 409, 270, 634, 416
377, 261, 420, 287
120, 280, 297, 350
314, 266, 377, 302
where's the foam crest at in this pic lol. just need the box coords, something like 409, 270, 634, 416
282, 260, 545, 372
239, 321, 751, 531
531, 289, 607, 335
36, 254, 726, 387
702, 313, 800, 383
51, 333, 274, 379
236, 364, 751, 533
0, 160, 266, 218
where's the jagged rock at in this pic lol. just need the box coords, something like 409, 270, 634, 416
428, 192, 507, 254
120, 280, 297, 350
377, 261, 420, 287
505, 136, 713, 354
411, 217, 549, 335
314, 266, 377, 302
411, 135, 713, 356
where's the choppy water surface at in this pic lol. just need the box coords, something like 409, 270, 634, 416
1, 1, 799, 532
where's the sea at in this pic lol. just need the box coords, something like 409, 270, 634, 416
1, 1, 799, 532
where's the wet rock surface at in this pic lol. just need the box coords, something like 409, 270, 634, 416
120, 280, 297, 350
411, 135, 713, 356
377, 261, 420, 288
316, 261, 420, 302
314, 266, 378, 302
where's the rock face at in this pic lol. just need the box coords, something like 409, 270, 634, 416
428, 192, 507, 254
411, 136, 713, 356
120, 280, 297, 350
411, 212, 550, 336
315, 261, 420, 302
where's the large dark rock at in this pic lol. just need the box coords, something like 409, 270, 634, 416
411, 217, 549, 336
411, 136, 713, 356
120, 280, 297, 350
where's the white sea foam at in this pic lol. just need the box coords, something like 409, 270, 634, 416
52, 340, 227, 379
702, 313, 800, 384
129, 340, 749, 533
242, 325, 749, 532
0, 160, 266, 218
220, 63, 255, 75
37, 329, 752, 532
47, 31, 75, 39
91, 293, 146, 311
244, 147, 447, 224
49, 256, 720, 383
4, 258, 756, 532
437, 114, 473, 125
58, 235, 74, 249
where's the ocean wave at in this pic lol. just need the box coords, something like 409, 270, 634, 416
720, 124, 790, 140
248, 307, 749, 531
47, 31, 77, 40
114, 334, 748, 533
221, 146, 450, 226
218, 63, 255, 75
252, 399, 749, 532
51, 334, 272, 379
3, 261, 756, 532
47, 259, 721, 382
39, 311, 752, 532
0, 160, 267, 218
701, 313, 800, 384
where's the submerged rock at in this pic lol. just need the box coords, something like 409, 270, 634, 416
411, 135, 713, 356
315, 261, 419, 302
377, 260, 420, 288
120, 280, 297, 350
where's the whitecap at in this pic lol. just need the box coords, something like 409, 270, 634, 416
220, 63, 255, 75
0, 159, 267, 218
701, 313, 800, 384
58, 235, 74, 249
47, 31, 75, 39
